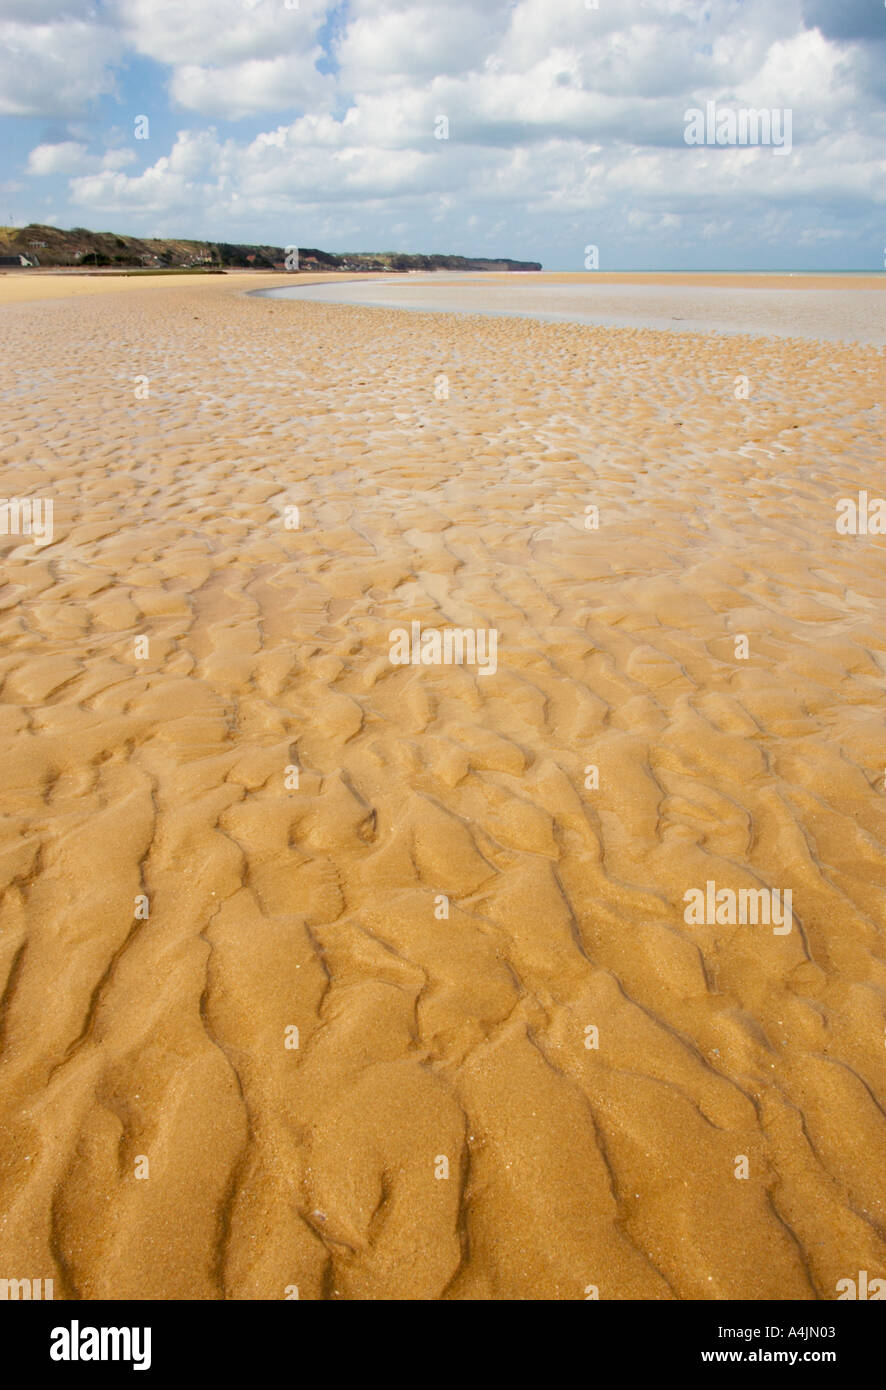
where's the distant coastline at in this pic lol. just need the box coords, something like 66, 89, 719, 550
0, 222, 541, 274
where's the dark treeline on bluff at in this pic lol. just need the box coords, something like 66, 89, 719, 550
0, 223, 541, 273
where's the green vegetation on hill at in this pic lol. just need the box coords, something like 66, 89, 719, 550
0, 224, 541, 273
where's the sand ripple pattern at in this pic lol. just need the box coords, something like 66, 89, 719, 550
1, 286, 885, 1299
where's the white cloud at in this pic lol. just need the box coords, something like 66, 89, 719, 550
27, 141, 90, 175
28, 142, 136, 176
334, 1, 511, 91
0, 20, 120, 116
4, 0, 884, 264
112, 0, 331, 75
169, 53, 334, 118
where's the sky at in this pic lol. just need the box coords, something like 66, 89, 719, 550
1, 0, 884, 270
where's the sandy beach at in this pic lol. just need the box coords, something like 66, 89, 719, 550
1, 270, 885, 1301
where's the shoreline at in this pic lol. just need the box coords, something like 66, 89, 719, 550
254, 272, 886, 347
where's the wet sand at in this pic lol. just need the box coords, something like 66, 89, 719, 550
0, 271, 885, 1300
261, 270, 886, 344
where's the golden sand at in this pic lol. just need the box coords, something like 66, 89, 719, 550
0, 272, 884, 1300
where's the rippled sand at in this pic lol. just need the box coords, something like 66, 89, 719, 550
1, 273, 885, 1300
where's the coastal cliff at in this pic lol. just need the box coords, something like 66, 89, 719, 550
0, 223, 541, 273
